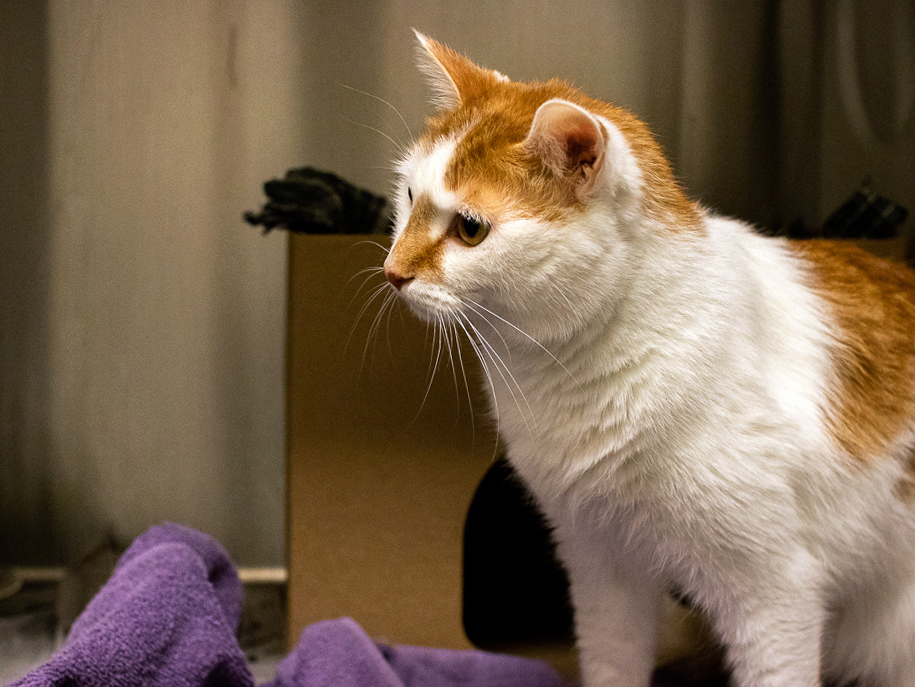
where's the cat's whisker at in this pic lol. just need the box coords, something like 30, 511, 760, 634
350, 239, 392, 256
344, 279, 391, 359
453, 313, 501, 443
350, 264, 386, 280
344, 117, 408, 157
439, 313, 464, 422
384, 289, 410, 361
476, 336, 535, 435
459, 299, 515, 366
451, 313, 503, 463
428, 315, 446, 382
357, 291, 390, 365
351, 280, 392, 332
415, 316, 448, 419
444, 314, 486, 445
451, 320, 473, 410
345, 266, 387, 309
360, 287, 399, 372
443, 308, 479, 439
422, 310, 435, 350
339, 82, 415, 142
465, 297, 581, 389
458, 312, 535, 437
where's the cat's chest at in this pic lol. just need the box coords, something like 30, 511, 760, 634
484, 337, 667, 494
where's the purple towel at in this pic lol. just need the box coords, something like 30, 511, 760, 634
265, 618, 566, 687
10, 523, 253, 687
11, 524, 573, 687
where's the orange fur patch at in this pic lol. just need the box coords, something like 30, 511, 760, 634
791, 240, 915, 461
389, 195, 446, 282
419, 72, 699, 230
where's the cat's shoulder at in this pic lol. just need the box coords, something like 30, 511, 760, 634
783, 238, 915, 460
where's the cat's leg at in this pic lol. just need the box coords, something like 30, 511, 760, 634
823, 574, 915, 687
553, 523, 661, 687
708, 556, 826, 687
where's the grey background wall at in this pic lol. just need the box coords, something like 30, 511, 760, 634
2, 0, 913, 567
300, 0, 914, 237
1, 0, 300, 566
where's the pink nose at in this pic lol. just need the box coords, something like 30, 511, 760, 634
385, 266, 413, 291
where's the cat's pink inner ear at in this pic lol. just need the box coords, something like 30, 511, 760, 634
525, 100, 605, 192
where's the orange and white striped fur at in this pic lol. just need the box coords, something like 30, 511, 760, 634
383, 33, 915, 687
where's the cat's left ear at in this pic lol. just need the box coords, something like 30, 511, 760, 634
524, 99, 605, 197
414, 30, 509, 109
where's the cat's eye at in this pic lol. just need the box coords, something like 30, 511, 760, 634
407, 187, 413, 204
454, 214, 490, 246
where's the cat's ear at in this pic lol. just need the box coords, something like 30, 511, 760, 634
524, 99, 605, 196
414, 30, 508, 109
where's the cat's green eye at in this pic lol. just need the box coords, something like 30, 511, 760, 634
455, 214, 490, 246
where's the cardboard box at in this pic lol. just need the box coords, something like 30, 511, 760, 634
286, 234, 498, 649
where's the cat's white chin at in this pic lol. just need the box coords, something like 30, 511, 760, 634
394, 281, 461, 323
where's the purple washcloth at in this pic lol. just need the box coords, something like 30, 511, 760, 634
264, 617, 567, 687
10, 522, 253, 687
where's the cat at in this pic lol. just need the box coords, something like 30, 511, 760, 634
382, 32, 915, 687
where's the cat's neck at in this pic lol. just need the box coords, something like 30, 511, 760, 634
476, 221, 721, 487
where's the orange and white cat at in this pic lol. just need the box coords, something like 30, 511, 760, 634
383, 33, 915, 687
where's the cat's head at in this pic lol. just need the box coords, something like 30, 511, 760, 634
383, 33, 696, 343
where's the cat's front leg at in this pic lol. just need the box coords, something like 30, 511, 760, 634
554, 522, 661, 687
711, 562, 825, 687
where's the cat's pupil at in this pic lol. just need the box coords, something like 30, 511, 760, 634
455, 214, 490, 246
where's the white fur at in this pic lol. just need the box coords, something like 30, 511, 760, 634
386, 106, 915, 687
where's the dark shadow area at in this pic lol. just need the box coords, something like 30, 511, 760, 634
463, 457, 575, 649
0, 0, 55, 565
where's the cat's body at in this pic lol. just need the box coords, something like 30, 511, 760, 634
383, 34, 915, 687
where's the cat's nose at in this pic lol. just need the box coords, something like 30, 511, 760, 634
384, 265, 413, 291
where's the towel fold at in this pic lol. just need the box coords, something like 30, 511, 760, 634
266, 617, 565, 687
11, 522, 252, 687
